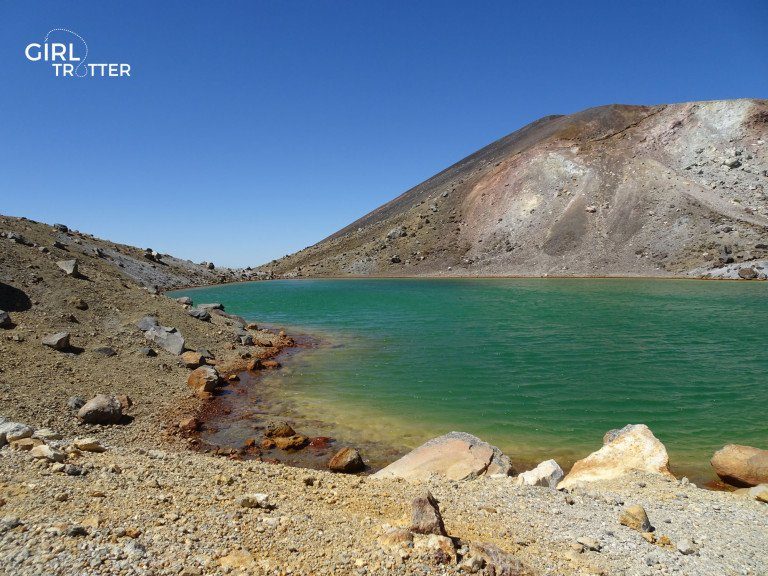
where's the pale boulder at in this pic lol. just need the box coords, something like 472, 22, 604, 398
557, 424, 673, 489
372, 431, 512, 481
711, 444, 768, 487
514, 459, 564, 489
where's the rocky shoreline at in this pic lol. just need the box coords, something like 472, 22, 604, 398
2, 215, 767, 575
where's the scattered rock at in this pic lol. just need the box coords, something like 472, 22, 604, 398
576, 537, 602, 552
261, 359, 280, 369
738, 267, 758, 280
514, 459, 564, 489
32, 428, 62, 441
0, 422, 34, 444
711, 444, 768, 487
585, 205, 598, 213
42, 332, 71, 351
30, 444, 66, 462
144, 325, 185, 355
179, 417, 199, 432
180, 351, 204, 368
274, 435, 309, 451
619, 504, 653, 532
372, 431, 512, 481
175, 296, 193, 305
197, 303, 224, 312
410, 491, 447, 536
558, 424, 673, 489
735, 484, 768, 503
264, 421, 296, 438
328, 447, 365, 473
187, 307, 211, 321
0, 310, 12, 329
56, 259, 79, 276
186, 366, 220, 394
238, 493, 273, 509
53, 223, 69, 232
77, 395, 124, 425
677, 538, 697, 555
138, 347, 157, 357
73, 437, 106, 452
10, 438, 43, 450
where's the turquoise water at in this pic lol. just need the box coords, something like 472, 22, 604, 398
172, 278, 767, 481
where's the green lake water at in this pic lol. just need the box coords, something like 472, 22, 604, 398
171, 278, 767, 482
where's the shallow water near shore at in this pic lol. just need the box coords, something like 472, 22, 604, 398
172, 278, 768, 484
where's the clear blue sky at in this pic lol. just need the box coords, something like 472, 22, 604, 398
2, 1, 766, 267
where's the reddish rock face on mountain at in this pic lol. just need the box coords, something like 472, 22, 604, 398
262, 99, 768, 279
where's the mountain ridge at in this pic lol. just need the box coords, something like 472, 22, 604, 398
261, 98, 768, 280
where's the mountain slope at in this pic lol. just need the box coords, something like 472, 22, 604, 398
262, 99, 768, 279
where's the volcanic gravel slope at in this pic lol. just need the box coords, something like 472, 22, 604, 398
262, 99, 768, 279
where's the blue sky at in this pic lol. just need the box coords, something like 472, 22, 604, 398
2, 1, 766, 267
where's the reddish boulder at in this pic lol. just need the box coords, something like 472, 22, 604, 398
187, 366, 220, 395
328, 447, 365, 473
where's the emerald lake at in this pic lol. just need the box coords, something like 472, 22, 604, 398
171, 278, 768, 482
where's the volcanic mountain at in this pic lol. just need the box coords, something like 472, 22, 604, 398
262, 99, 768, 279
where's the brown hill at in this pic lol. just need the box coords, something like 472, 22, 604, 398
262, 99, 768, 279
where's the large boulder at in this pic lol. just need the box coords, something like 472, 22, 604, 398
557, 424, 673, 489
187, 366, 220, 394
77, 395, 123, 425
711, 444, 768, 487
144, 325, 185, 355
514, 459, 564, 489
328, 447, 365, 473
372, 431, 513, 481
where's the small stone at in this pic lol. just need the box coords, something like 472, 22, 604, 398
175, 296, 193, 305
238, 493, 273, 509
42, 332, 70, 351
585, 205, 597, 213
576, 537, 601, 551
11, 438, 43, 451
677, 538, 696, 555
0, 310, 12, 329
410, 491, 447, 536
619, 504, 653, 532
144, 325, 185, 355
138, 347, 157, 357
